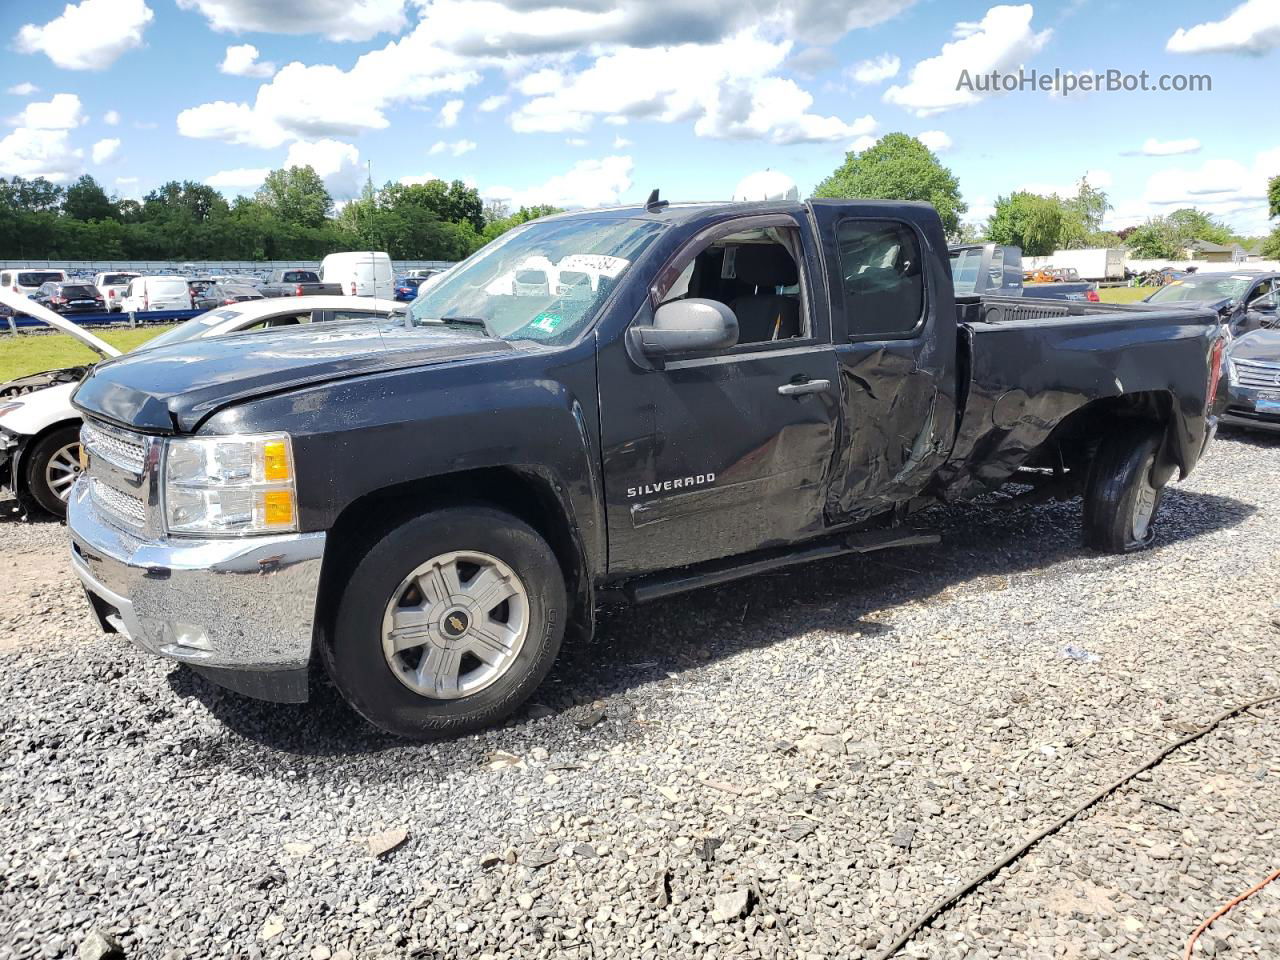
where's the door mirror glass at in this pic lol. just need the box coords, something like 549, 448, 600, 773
1252, 294, 1277, 312
639, 299, 739, 357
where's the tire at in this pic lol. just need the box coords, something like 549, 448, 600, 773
22, 425, 83, 518
1082, 423, 1167, 554
322, 507, 566, 739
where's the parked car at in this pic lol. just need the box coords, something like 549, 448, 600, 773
63, 198, 1224, 739
393, 276, 424, 301
209, 274, 263, 287
93, 272, 141, 313
118, 275, 193, 312
193, 283, 265, 310
404, 268, 443, 281
951, 244, 1100, 301
258, 269, 343, 298
0, 269, 66, 315
1221, 299, 1280, 433
31, 281, 106, 315
321, 251, 394, 298
0, 294, 403, 517
1143, 272, 1279, 336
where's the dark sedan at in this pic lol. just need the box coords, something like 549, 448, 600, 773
1145, 271, 1278, 336
393, 276, 423, 302
1223, 314, 1280, 433
31, 281, 106, 315
192, 283, 265, 310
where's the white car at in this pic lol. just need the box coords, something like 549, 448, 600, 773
0, 269, 66, 314
0, 292, 403, 517
118, 275, 193, 313
93, 272, 141, 313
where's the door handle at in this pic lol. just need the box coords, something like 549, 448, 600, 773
777, 379, 831, 397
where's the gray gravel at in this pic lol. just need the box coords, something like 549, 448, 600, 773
1, 429, 1278, 960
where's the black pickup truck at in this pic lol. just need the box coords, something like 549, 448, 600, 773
257, 269, 342, 298
66, 199, 1224, 739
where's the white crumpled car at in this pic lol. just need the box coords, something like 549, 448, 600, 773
0, 292, 403, 517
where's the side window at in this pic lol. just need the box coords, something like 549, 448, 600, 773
988, 246, 1005, 289
1247, 280, 1272, 304
656, 225, 808, 346
835, 220, 925, 339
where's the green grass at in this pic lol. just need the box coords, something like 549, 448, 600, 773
0, 325, 179, 382
1097, 286, 1156, 304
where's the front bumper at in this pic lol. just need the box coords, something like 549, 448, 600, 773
66, 479, 326, 702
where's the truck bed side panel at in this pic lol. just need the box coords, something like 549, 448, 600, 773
931, 308, 1217, 501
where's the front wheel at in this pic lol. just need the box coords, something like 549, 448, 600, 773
1082, 423, 1167, 554
23, 425, 83, 518
323, 507, 567, 739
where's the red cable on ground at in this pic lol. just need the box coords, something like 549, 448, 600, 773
1183, 867, 1280, 959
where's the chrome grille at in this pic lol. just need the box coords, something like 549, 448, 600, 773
89, 477, 146, 527
1233, 359, 1280, 391
81, 422, 146, 474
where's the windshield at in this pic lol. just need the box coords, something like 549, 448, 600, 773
950, 249, 984, 296
1147, 276, 1254, 303
142, 307, 248, 350
408, 218, 664, 344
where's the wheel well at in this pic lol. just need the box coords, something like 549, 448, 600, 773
1027, 391, 1176, 474
13, 419, 81, 494
313, 467, 593, 660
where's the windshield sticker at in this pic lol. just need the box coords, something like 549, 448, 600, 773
531, 312, 563, 332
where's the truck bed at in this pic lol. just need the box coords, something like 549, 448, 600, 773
932, 298, 1220, 501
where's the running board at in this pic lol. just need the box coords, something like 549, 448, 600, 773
621, 528, 940, 604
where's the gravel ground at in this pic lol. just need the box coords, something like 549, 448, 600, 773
1, 430, 1278, 960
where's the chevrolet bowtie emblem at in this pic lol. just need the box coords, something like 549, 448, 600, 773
449, 616, 465, 632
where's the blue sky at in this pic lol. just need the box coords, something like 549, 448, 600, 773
3, 0, 1279, 234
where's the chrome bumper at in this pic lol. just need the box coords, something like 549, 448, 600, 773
67, 479, 326, 701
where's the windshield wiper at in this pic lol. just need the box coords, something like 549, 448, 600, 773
430, 315, 493, 336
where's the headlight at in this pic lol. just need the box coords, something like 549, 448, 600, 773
163, 432, 297, 536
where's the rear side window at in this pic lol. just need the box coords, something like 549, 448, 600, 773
835, 220, 925, 339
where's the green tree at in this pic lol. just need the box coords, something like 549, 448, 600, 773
0, 176, 64, 212
1123, 208, 1237, 259
985, 192, 1068, 256
1267, 176, 1280, 220
814, 133, 967, 237
62, 175, 118, 222
255, 166, 333, 229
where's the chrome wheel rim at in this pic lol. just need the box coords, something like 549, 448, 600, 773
45, 442, 82, 502
381, 550, 529, 700
1132, 462, 1158, 541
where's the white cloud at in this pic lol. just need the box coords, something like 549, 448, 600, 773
1166, 0, 1280, 55
14, 94, 86, 131
565, 137, 588, 147
0, 129, 83, 182
176, 0, 407, 42
429, 139, 477, 156
1134, 150, 1280, 233
7, 83, 38, 96
613, 135, 632, 148
1019, 169, 1114, 197
103, 110, 121, 126
1137, 137, 1201, 157
478, 94, 509, 112
91, 138, 121, 163
15, 0, 154, 71
285, 138, 363, 198
220, 43, 276, 78
848, 53, 900, 85
509, 29, 874, 145
438, 99, 464, 128
205, 167, 270, 189
398, 173, 439, 186
917, 129, 952, 153
485, 155, 633, 209
884, 3, 1052, 116
850, 134, 879, 152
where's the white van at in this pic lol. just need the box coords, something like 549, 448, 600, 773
1, 268, 66, 299
320, 252, 393, 299
118, 275, 193, 313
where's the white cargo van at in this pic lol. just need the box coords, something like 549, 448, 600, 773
320, 252, 394, 299
118, 275, 193, 313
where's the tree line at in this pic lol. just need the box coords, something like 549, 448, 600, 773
0, 167, 561, 262
4, 138, 1279, 263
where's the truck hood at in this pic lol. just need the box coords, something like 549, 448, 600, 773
1228, 329, 1280, 363
0, 287, 121, 359
72, 319, 515, 432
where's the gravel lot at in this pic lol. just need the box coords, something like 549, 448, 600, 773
1, 430, 1277, 960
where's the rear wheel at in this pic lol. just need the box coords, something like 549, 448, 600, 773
23, 425, 82, 518
1082, 423, 1167, 554
322, 507, 566, 739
